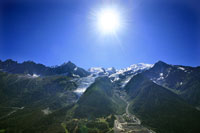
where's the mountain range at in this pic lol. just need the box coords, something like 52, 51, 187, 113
0, 59, 89, 77
0, 59, 200, 133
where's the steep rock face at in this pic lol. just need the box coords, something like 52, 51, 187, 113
0, 59, 89, 77
124, 74, 200, 133
142, 61, 200, 105
53, 61, 90, 77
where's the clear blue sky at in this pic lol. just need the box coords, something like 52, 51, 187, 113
1, 0, 200, 69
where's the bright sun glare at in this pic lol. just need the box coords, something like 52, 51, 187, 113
97, 8, 120, 34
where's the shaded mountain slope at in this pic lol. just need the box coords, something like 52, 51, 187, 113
143, 61, 200, 106
0, 71, 80, 132
74, 76, 125, 118
125, 74, 200, 133
0, 59, 89, 77
0, 71, 78, 107
1, 59, 200, 132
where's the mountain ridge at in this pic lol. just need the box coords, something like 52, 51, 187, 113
0, 59, 89, 77
124, 73, 200, 133
1, 59, 200, 132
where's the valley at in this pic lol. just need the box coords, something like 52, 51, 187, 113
114, 90, 154, 133
0, 59, 200, 133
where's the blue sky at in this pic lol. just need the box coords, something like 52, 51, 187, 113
1, 0, 200, 69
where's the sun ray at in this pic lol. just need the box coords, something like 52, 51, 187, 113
97, 8, 120, 34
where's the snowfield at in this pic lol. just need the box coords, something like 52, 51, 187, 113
74, 63, 153, 96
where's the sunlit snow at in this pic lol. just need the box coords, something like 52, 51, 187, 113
73, 74, 97, 95
178, 67, 185, 71
42, 107, 52, 115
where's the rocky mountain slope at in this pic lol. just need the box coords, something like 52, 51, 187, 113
143, 61, 200, 106
0, 59, 89, 77
125, 74, 200, 133
0, 59, 200, 133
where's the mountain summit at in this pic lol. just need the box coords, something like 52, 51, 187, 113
0, 59, 200, 133
0, 59, 89, 77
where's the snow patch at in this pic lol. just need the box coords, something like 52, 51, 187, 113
160, 73, 163, 77
121, 75, 134, 88
33, 74, 39, 78
74, 88, 86, 93
196, 107, 200, 111
152, 80, 157, 84
157, 77, 164, 80
109, 73, 120, 81
178, 67, 185, 71
42, 107, 52, 115
165, 69, 171, 78
74, 67, 78, 71
27, 74, 40, 78
72, 74, 80, 78
157, 73, 164, 81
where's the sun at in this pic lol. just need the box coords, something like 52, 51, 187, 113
97, 8, 121, 34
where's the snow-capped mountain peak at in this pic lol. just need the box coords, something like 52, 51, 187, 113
88, 67, 105, 74
129, 63, 153, 72
74, 63, 153, 95
109, 63, 153, 86
112, 63, 153, 76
